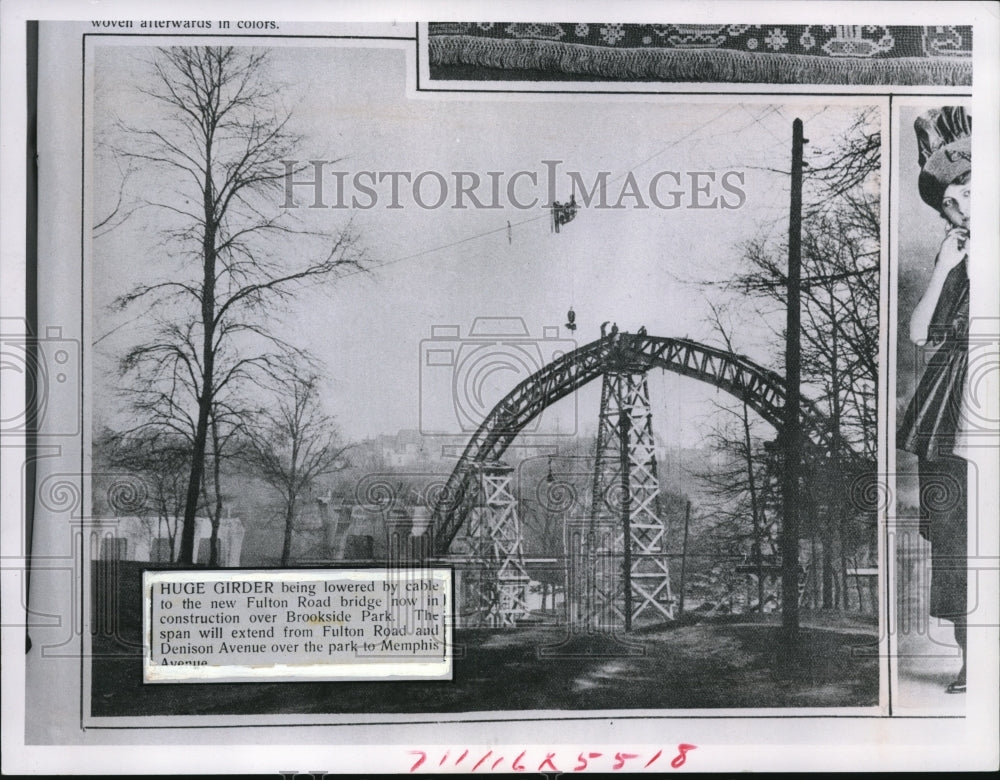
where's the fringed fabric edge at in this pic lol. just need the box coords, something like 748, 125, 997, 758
429, 36, 973, 86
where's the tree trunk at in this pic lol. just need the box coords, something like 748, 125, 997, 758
180, 406, 209, 564
827, 285, 847, 611
810, 534, 819, 609
209, 416, 223, 567
822, 529, 835, 609
281, 498, 296, 565
740, 401, 764, 613
839, 535, 850, 611
209, 415, 223, 566
852, 557, 865, 613
181, 135, 218, 565
155, 492, 174, 563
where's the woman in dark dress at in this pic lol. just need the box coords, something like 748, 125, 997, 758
898, 106, 971, 694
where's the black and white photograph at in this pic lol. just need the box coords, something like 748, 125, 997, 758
87, 41, 882, 717
2, 1, 998, 775
894, 102, 976, 710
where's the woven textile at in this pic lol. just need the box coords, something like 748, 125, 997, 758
428, 24, 972, 85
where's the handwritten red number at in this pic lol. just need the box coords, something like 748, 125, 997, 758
613, 752, 639, 770
575, 751, 602, 771
412, 745, 692, 773
408, 751, 427, 773
472, 751, 493, 772
671, 744, 697, 769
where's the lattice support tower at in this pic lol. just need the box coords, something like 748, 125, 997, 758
463, 463, 530, 627
583, 370, 674, 630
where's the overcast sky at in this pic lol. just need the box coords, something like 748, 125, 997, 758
90, 42, 879, 452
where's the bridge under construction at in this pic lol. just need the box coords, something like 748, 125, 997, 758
320, 331, 867, 631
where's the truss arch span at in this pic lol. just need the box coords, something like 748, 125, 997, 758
431, 333, 845, 555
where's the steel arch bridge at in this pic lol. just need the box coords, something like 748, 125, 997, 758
431, 332, 859, 556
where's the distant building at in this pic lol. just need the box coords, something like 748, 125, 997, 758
314, 495, 426, 561
368, 428, 452, 467
87, 516, 245, 567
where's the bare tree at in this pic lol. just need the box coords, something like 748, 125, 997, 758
519, 495, 570, 613
685, 109, 879, 611
516, 446, 597, 613
243, 374, 351, 565
95, 426, 190, 562
692, 303, 777, 612
725, 110, 880, 609
113, 321, 252, 565
106, 47, 367, 563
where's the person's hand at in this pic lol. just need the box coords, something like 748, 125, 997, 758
910, 226, 970, 344
936, 226, 969, 273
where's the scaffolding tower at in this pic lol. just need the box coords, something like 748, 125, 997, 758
583, 371, 674, 630
463, 463, 530, 627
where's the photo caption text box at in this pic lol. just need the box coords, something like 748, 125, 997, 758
142, 568, 452, 683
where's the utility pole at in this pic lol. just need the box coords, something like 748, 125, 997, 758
782, 118, 806, 643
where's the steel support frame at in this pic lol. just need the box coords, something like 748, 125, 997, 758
464, 463, 530, 627
434, 334, 856, 555
587, 370, 674, 628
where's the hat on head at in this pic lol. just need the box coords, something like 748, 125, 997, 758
915, 106, 971, 211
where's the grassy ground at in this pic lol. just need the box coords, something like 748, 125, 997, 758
91, 617, 878, 716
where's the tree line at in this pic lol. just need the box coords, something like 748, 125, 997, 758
692, 108, 880, 613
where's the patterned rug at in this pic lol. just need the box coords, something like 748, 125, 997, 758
428, 24, 972, 86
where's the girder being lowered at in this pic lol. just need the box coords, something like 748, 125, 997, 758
431, 333, 861, 557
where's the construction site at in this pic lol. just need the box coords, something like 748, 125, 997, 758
91, 328, 879, 716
